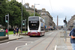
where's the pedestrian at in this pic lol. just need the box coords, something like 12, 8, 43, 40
19, 28, 21, 33
5, 29, 8, 34
16, 27, 19, 35
69, 28, 75, 50
13, 28, 16, 35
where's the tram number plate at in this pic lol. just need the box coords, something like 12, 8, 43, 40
32, 34, 35, 36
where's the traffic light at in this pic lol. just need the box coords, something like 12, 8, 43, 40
5, 16, 9, 23
63, 20, 67, 24
22, 20, 25, 25
5, 14, 9, 23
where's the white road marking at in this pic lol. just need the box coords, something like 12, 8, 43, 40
25, 43, 27, 45
0, 42, 9, 45
10, 41, 26, 42
15, 31, 54, 50
15, 43, 28, 50
57, 46, 72, 49
15, 47, 18, 50
10, 41, 32, 43
15, 45, 26, 50
54, 45, 57, 50
7, 42, 10, 43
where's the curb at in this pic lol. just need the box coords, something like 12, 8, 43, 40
0, 37, 23, 43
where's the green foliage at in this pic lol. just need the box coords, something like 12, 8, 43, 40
0, 0, 29, 28
0, 0, 8, 26
30, 12, 40, 16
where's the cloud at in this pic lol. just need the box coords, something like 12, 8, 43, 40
17, 0, 75, 26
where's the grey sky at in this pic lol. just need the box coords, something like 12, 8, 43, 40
16, 0, 75, 26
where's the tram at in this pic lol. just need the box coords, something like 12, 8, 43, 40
28, 16, 45, 36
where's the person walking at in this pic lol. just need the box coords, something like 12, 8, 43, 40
13, 28, 16, 35
19, 28, 21, 33
5, 29, 8, 34
69, 28, 75, 50
16, 27, 19, 35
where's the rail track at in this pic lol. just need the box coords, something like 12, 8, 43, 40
29, 31, 57, 50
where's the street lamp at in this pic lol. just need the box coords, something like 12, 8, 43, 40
21, 0, 23, 33
34, 4, 40, 16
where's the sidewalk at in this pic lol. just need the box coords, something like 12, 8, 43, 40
65, 31, 72, 50
0, 34, 24, 43
60, 30, 72, 50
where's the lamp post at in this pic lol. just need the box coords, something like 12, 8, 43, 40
21, 0, 23, 33
34, 4, 40, 16
63, 17, 67, 42
5, 14, 9, 37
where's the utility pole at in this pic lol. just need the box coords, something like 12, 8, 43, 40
57, 16, 58, 30
25, 19, 26, 34
34, 4, 35, 16
63, 17, 67, 42
34, 4, 40, 16
41, 10, 42, 17
5, 14, 9, 37
21, 0, 23, 33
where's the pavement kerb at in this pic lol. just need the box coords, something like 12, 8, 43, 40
0, 37, 23, 43
0, 31, 48, 44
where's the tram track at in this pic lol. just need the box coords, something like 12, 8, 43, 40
29, 31, 57, 50
45, 33, 57, 50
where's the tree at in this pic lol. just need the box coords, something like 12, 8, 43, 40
30, 12, 40, 16
0, 0, 8, 26
6, 1, 29, 28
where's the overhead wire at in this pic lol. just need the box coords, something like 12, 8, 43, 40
49, 0, 53, 13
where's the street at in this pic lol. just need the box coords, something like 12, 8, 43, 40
0, 30, 72, 50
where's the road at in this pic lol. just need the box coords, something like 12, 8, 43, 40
0, 30, 67, 50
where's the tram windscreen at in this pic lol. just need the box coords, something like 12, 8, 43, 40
29, 20, 39, 30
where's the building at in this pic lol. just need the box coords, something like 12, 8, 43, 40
24, 3, 55, 29
67, 15, 75, 30
37, 8, 55, 29
24, 3, 38, 15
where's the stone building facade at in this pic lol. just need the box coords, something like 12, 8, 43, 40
37, 8, 55, 29
67, 15, 75, 30
24, 3, 55, 29
24, 3, 37, 15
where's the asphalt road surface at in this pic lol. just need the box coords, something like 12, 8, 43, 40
0, 30, 65, 50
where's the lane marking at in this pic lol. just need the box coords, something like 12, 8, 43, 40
25, 43, 27, 45
10, 41, 32, 42
15, 47, 18, 50
15, 45, 26, 50
54, 45, 57, 50
0, 42, 9, 45
15, 43, 28, 50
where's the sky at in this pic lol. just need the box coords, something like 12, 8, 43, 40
16, 0, 75, 26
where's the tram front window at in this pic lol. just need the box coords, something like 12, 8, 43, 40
29, 21, 39, 30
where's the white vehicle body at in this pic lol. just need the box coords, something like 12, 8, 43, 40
28, 16, 45, 36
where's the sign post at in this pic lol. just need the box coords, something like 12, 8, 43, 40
22, 19, 26, 34
5, 14, 9, 37
25, 19, 26, 34
63, 17, 67, 42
